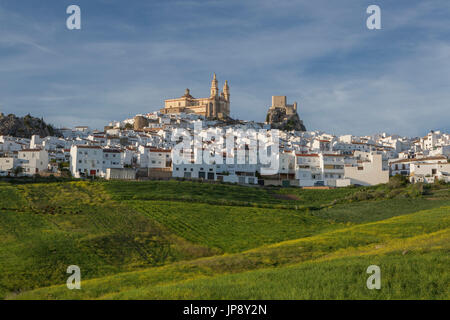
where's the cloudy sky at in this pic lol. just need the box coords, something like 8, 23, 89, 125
0, 0, 449, 136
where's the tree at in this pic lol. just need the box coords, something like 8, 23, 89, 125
388, 174, 408, 188
13, 166, 23, 176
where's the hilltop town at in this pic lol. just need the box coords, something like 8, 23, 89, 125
1, 75, 449, 186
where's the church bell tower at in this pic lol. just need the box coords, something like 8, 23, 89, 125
210, 73, 219, 97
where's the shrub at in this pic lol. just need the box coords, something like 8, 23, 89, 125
351, 191, 373, 201
434, 178, 448, 186
407, 183, 424, 198
388, 174, 408, 189
387, 188, 403, 199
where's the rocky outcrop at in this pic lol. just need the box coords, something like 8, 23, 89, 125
0, 113, 61, 138
266, 107, 306, 132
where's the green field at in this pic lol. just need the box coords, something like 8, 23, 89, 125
0, 179, 448, 299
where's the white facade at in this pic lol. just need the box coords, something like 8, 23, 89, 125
390, 156, 447, 177
410, 162, 450, 184
295, 153, 322, 186
0, 157, 21, 173
294, 153, 349, 187
102, 149, 123, 173
18, 149, 49, 175
70, 145, 104, 178
320, 154, 348, 187
138, 146, 172, 168
344, 152, 389, 186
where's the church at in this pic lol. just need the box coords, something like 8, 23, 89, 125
160, 74, 230, 119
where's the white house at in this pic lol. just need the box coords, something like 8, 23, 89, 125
320, 154, 349, 187
138, 146, 172, 168
295, 153, 321, 186
390, 156, 448, 177
344, 152, 389, 186
410, 162, 450, 184
102, 149, 123, 173
17, 149, 49, 175
0, 156, 22, 174
294, 153, 349, 187
0, 136, 23, 152
70, 145, 104, 178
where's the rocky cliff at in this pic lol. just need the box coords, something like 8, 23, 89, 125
266, 107, 306, 132
0, 113, 61, 138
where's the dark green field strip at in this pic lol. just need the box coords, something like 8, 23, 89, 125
128, 200, 342, 253
103, 180, 286, 205
0, 210, 57, 242
0, 186, 29, 210
312, 198, 450, 223
273, 187, 357, 207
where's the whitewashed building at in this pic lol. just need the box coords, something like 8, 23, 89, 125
18, 149, 49, 175
410, 162, 450, 184
344, 152, 389, 186
70, 145, 104, 178
390, 156, 448, 177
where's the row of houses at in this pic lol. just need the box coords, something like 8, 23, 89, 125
170, 150, 389, 187
0, 112, 449, 185
389, 156, 450, 184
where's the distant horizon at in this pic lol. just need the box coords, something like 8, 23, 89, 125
1, 1, 449, 137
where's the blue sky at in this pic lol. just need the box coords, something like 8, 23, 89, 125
0, 0, 449, 136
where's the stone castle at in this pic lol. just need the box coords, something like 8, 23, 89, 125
266, 96, 306, 131
269, 96, 298, 115
160, 73, 230, 119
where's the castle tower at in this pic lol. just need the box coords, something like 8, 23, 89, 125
222, 80, 230, 102
210, 73, 219, 97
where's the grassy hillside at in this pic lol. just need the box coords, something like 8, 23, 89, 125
0, 180, 448, 299
12, 205, 449, 300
